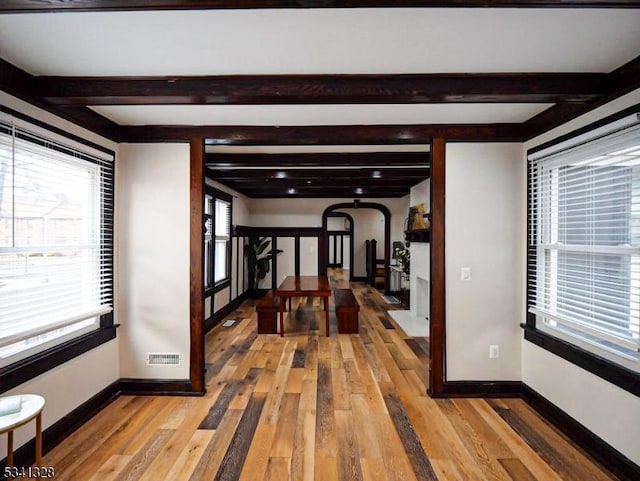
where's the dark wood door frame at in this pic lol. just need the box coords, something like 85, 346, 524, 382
191, 142, 444, 396
321, 203, 391, 294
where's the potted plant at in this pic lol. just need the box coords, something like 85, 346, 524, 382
245, 235, 282, 298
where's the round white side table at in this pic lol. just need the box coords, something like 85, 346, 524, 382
0, 395, 45, 467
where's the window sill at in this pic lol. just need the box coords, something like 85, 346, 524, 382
523, 325, 640, 398
0, 326, 117, 393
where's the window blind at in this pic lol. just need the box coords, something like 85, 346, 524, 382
528, 113, 640, 360
0, 119, 114, 354
214, 198, 230, 283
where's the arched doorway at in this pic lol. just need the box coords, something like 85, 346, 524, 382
321, 201, 391, 294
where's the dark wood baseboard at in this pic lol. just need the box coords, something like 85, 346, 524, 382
431, 380, 639, 479
205, 291, 250, 333
430, 380, 523, 398
521, 383, 640, 481
0, 380, 121, 470
118, 378, 203, 396
351, 276, 367, 282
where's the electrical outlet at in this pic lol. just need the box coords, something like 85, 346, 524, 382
460, 267, 471, 281
489, 345, 499, 359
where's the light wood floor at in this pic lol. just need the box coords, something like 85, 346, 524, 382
41, 269, 618, 480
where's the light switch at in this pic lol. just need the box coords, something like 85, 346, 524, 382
460, 267, 471, 281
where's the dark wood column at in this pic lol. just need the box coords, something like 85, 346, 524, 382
428, 137, 446, 396
189, 137, 205, 394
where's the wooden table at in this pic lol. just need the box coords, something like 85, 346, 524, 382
276, 275, 331, 337
0, 394, 45, 468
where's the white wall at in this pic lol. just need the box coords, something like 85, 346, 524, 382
446, 143, 523, 381
0, 91, 120, 451
523, 87, 640, 465
117, 143, 191, 379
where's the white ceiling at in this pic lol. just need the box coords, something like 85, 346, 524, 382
1, 8, 639, 127
89, 103, 552, 126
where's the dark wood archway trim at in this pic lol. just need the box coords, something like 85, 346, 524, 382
321, 202, 391, 294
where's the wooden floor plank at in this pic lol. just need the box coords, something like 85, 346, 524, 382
213, 393, 267, 481
40, 269, 618, 481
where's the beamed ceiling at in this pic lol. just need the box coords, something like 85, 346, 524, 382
1, 2, 640, 198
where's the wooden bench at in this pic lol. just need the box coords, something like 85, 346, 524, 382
333, 288, 360, 334
256, 290, 279, 334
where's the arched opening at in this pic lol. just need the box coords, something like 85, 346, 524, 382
321, 201, 391, 294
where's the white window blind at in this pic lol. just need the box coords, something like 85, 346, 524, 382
0, 119, 113, 360
528, 113, 640, 365
214, 198, 230, 283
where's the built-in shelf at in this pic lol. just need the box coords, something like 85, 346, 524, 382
404, 229, 430, 243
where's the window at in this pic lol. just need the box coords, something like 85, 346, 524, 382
528, 112, 640, 377
204, 188, 231, 291
0, 115, 114, 368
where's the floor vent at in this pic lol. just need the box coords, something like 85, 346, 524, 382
147, 353, 181, 366
222, 319, 236, 327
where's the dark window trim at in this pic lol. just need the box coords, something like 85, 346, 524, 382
525, 104, 640, 399
213, 278, 231, 293
0, 104, 116, 394
0, 325, 117, 393
205, 186, 233, 287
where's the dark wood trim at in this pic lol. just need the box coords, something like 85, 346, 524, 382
351, 276, 367, 282
527, 101, 640, 157
235, 225, 322, 237
123, 124, 525, 143
189, 138, 205, 395
3, 0, 640, 12
207, 291, 250, 333
0, 380, 121, 469
271, 236, 278, 290
213, 278, 231, 293
0, 58, 120, 142
521, 55, 640, 140
236, 235, 241, 299
522, 383, 640, 481
523, 327, 640, 398
0, 326, 117, 393
37, 73, 603, 106
295, 237, 301, 276
428, 137, 446, 396
206, 151, 428, 167
119, 379, 201, 396
404, 229, 431, 243
322, 203, 389, 292
432, 381, 523, 398
0, 103, 116, 157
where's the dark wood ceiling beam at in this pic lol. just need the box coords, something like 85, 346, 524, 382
3, 0, 640, 12
122, 123, 526, 143
205, 152, 429, 167
36, 73, 605, 106
0, 58, 120, 141
521, 54, 640, 140
207, 171, 429, 182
